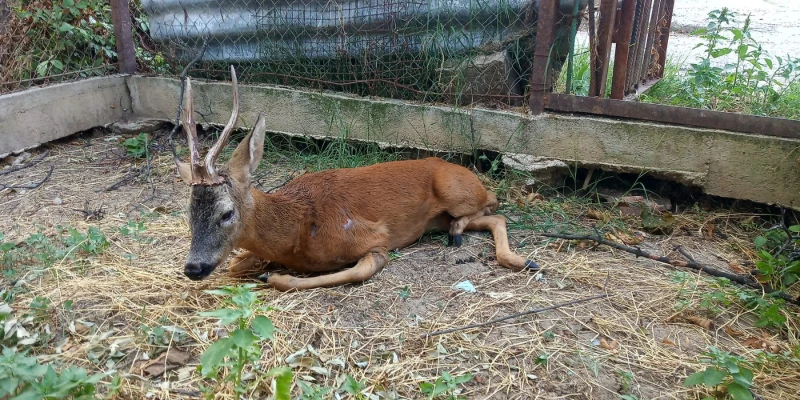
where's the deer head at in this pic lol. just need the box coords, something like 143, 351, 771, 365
175, 66, 267, 280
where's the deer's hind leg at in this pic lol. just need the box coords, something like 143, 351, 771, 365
464, 215, 539, 271
260, 248, 389, 292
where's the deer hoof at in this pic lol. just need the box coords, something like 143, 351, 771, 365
257, 272, 270, 283
524, 259, 540, 270
448, 234, 463, 247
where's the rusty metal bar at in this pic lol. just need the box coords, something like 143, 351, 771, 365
544, 93, 800, 139
656, 0, 675, 78
610, 0, 637, 99
529, 0, 560, 114
639, 0, 662, 83
110, 0, 136, 74
590, 0, 617, 97
629, 0, 652, 93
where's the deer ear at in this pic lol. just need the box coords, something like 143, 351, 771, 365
175, 160, 193, 183
227, 113, 267, 184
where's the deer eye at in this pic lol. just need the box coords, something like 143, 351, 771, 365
220, 210, 235, 223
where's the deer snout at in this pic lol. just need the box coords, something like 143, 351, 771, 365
184, 261, 215, 280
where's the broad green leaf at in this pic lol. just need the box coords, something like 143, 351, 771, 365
63, 0, 75, 7
58, 22, 72, 32
453, 373, 473, 384
753, 236, 767, 248
732, 369, 754, 387
684, 371, 706, 387
725, 360, 740, 374
200, 338, 234, 376
198, 308, 242, 326
710, 48, 733, 58
251, 315, 274, 340
51, 60, 63, 72
789, 225, 800, 233
726, 382, 754, 400
36, 61, 49, 77
703, 368, 725, 387
267, 367, 293, 400
230, 328, 257, 348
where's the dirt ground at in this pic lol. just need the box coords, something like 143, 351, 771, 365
1, 129, 799, 399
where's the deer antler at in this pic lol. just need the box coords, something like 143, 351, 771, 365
205, 65, 239, 178
180, 66, 241, 186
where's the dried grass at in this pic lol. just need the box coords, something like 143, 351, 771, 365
1, 130, 798, 399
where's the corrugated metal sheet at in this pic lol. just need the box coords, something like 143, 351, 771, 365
141, 0, 587, 61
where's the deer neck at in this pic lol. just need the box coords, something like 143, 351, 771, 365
235, 187, 305, 260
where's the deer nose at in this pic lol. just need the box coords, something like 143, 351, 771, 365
184, 262, 213, 280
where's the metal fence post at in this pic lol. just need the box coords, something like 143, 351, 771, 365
110, 0, 136, 74
528, 0, 559, 114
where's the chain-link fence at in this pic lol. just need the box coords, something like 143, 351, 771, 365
139, 0, 586, 108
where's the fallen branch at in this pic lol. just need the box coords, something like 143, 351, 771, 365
421, 276, 612, 338
103, 165, 143, 192
0, 150, 49, 176
542, 232, 800, 305
0, 165, 53, 190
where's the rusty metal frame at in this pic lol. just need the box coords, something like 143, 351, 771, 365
544, 94, 800, 139
528, 0, 560, 114
110, 0, 136, 74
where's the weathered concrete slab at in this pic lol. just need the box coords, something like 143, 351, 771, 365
1, 75, 798, 209
0, 76, 132, 158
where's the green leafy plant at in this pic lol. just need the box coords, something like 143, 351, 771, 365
298, 380, 333, 400
0, 346, 112, 399
62, 226, 109, 255
419, 371, 473, 400
123, 133, 150, 159
341, 374, 368, 399
684, 346, 755, 400
196, 284, 277, 397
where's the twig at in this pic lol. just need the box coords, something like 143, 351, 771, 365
542, 232, 800, 305
169, 39, 208, 161
422, 293, 610, 338
103, 165, 143, 192
0, 150, 49, 176
72, 200, 106, 221
0, 166, 53, 190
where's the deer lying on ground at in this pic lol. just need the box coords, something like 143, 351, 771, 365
175, 66, 539, 292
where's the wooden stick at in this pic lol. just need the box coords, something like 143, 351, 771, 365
541, 232, 800, 305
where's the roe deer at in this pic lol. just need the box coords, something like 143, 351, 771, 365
175, 66, 539, 292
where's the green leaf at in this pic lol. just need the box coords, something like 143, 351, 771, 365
58, 22, 72, 32
199, 338, 234, 377
753, 236, 767, 248
198, 308, 242, 326
230, 328, 257, 348
250, 315, 274, 340
267, 367, 293, 400
453, 373, 473, 384
710, 48, 733, 58
725, 360, 740, 374
789, 225, 800, 233
35, 61, 49, 77
726, 382, 754, 400
63, 0, 75, 7
732, 369, 754, 387
341, 375, 366, 395
684, 371, 706, 387
703, 368, 725, 387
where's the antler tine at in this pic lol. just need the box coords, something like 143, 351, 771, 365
180, 77, 205, 185
204, 65, 240, 179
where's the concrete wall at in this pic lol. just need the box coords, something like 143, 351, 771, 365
0, 76, 132, 158
2, 75, 799, 209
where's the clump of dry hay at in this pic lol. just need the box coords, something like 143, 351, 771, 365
1, 129, 799, 399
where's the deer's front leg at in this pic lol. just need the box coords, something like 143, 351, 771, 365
260, 248, 389, 292
227, 251, 270, 278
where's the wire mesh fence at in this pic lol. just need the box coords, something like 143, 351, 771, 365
139, 0, 586, 108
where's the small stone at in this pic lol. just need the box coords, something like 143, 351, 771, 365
53, 197, 63, 205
